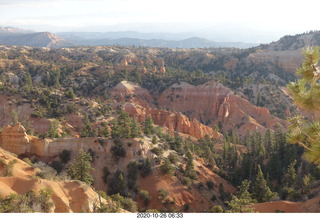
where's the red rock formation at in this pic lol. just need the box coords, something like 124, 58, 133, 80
158, 81, 288, 136
123, 103, 221, 139
111, 81, 154, 107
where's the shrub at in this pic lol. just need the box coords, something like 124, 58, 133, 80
0, 159, 18, 176
0, 188, 53, 213
139, 190, 151, 206
59, 150, 71, 164
127, 161, 140, 189
182, 177, 192, 187
111, 193, 138, 212
160, 159, 175, 176
34, 161, 59, 180
210, 205, 223, 213
111, 145, 126, 160
211, 194, 217, 202
150, 147, 164, 156
141, 157, 152, 177
168, 152, 179, 164
50, 160, 63, 174
23, 158, 33, 166
158, 188, 169, 201
206, 180, 214, 190
152, 135, 158, 144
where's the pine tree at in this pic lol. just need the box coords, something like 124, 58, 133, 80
141, 156, 152, 177
264, 129, 274, 155
130, 118, 141, 138
143, 116, 154, 135
287, 46, 320, 166
284, 160, 297, 188
226, 180, 256, 213
117, 110, 131, 138
185, 150, 196, 179
252, 165, 277, 202
80, 113, 94, 137
65, 88, 76, 99
10, 109, 18, 125
47, 119, 59, 138
68, 149, 94, 185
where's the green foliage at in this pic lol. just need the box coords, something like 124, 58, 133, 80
184, 150, 196, 179
0, 188, 53, 213
47, 119, 60, 138
226, 180, 256, 213
210, 205, 224, 213
139, 190, 151, 206
10, 109, 18, 125
130, 117, 142, 138
168, 152, 179, 164
127, 161, 140, 189
34, 161, 59, 180
160, 159, 175, 176
158, 188, 169, 202
50, 160, 63, 174
151, 135, 158, 144
143, 116, 154, 135
111, 193, 138, 212
0, 159, 18, 176
141, 156, 152, 177
206, 180, 214, 190
68, 149, 94, 185
65, 88, 76, 99
150, 147, 164, 156
59, 149, 71, 164
108, 170, 126, 196
252, 165, 277, 203
181, 176, 192, 187
23, 158, 33, 166
101, 125, 110, 138
80, 113, 96, 137
284, 160, 297, 188
287, 46, 320, 165
111, 139, 126, 160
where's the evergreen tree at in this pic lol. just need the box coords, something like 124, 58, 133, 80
287, 46, 320, 166
185, 150, 196, 179
284, 160, 297, 188
108, 170, 126, 196
143, 116, 154, 135
47, 119, 59, 138
226, 180, 256, 213
141, 156, 152, 177
10, 109, 18, 125
65, 88, 76, 99
68, 149, 94, 185
252, 165, 277, 202
80, 113, 94, 137
263, 129, 274, 155
130, 118, 141, 138
101, 125, 110, 138
117, 110, 131, 138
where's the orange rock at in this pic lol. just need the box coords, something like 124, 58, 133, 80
123, 103, 222, 140
158, 81, 288, 136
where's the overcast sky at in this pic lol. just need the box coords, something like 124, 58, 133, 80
0, 0, 320, 42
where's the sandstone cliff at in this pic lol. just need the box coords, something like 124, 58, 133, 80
111, 81, 155, 108
158, 81, 288, 136
123, 103, 221, 139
